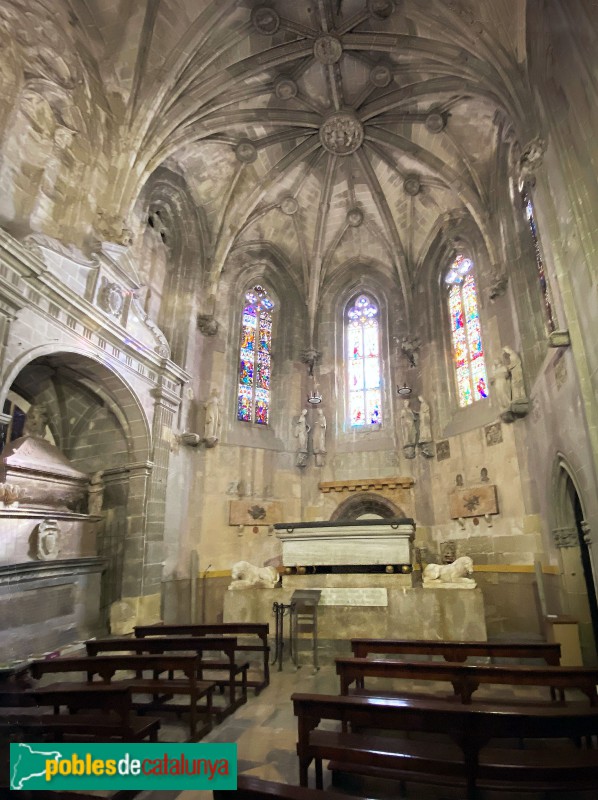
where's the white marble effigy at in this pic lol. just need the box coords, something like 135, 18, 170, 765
274, 519, 415, 568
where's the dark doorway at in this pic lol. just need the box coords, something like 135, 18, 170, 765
570, 480, 598, 652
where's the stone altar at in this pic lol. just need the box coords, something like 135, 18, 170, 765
224, 585, 487, 645
225, 518, 487, 652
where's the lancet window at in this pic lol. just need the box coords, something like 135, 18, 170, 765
346, 294, 382, 426
237, 285, 274, 425
445, 255, 488, 408
521, 190, 556, 333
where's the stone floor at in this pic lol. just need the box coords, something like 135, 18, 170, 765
138, 656, 597, 800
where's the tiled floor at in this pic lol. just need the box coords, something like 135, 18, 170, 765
142, 657, 597, 800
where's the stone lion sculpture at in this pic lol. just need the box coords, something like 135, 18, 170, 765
229, 561, 279, 590
422, 556, 476, 589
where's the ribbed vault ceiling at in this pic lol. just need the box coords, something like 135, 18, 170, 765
4, 0, 534, 329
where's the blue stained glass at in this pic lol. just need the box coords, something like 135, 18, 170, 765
346, 294, 382, 427
238, 286, 275, 423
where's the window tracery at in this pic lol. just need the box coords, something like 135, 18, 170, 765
237, 285, 274, 425
445, 255, 488, 408
521, 190, 556, 333
346, 294, 382, 426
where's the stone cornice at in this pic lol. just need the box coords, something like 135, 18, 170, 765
0, 229, 190, 391
319, 477, 415, 493
0, 557, 107, 587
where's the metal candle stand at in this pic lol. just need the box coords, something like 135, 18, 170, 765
271, 601, 295, 671
271, 589, 321, 672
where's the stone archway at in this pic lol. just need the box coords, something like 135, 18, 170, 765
330, 492, 405, 521
552, 456, 598, 664
1, 350, 152, 634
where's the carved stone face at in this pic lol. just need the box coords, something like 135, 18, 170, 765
24, 403, 49, 437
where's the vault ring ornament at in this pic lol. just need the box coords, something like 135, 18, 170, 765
314, 34, 343, 64
319, 111, 364, 156
251, 7, 280, 35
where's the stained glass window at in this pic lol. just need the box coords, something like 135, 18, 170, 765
445, 255, 488, 408
522, 190, 556, 333
237, 285, 274, 425
347, 294, 382, 426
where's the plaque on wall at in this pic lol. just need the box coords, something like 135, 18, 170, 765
449, 484, 498, 519
229, 500, 282, 526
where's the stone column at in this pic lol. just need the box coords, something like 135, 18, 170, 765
142, 383, 180, 616
111, 380, 181, 633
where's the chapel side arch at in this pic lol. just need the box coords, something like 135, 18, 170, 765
133, 167, 209, 368
551, 455, 598, 665
218, 243, 306, 448
416, 218, 498, 436
0, 348, 157, 631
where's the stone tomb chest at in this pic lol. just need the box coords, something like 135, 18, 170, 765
274, 518, 415, 572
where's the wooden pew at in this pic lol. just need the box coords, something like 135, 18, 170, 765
135, 622, 270, 693
28, 654, 214, 740
336, 657, 598, 705
213, 774, 373, 798
350, 638, 561, 665
86, 636, 247, 718
292, 692, 598, 799
0, 685, 159, 741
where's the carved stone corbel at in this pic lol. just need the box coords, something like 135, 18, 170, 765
519, 137, 547, 186
197, 314, 219, 336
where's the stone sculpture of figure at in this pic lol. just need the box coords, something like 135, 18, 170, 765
502, 346, 526, 403
490, 358, 511, 413
23, 403, 50, 438
294, 409, 310, 467
204, 388, 221, 446
88, 470, 104, 516
400, 400, 417, 447
422, 556, 476, 589
418, 396, 432, 443
228, 561, 279, 590
313, 409, 327, 467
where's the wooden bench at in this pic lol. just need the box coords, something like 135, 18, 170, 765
86, 636, 248, 718
292, 692, 598, 799
0, 685, 160, 741
350, 638, 561, 665
28, 654, 214, 740
213, 774, 373, 798
135, 622, 270, 693
336, 657, 598, 705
